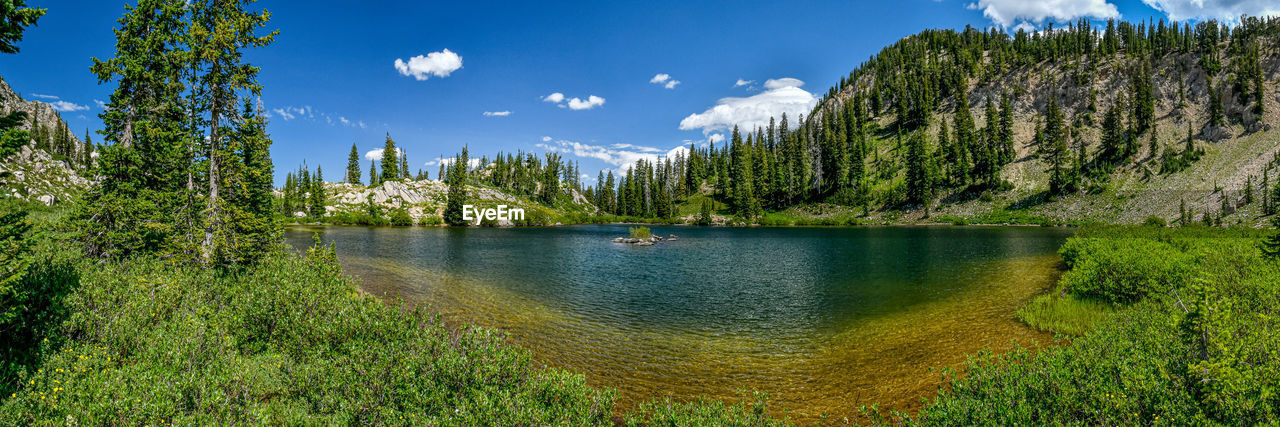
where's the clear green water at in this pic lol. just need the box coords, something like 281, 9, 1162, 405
285, 225, 1071, 421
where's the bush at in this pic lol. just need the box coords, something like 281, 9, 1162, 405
388, 208, 413, 226
1143, 215, 1168, 227
1058, 237, 1193, 304
629, 226, 651, 239
0, 243, 616, 424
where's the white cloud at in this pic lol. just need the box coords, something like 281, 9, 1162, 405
611, 143, 662, 153
93, 99, 107, 109
30, 93, 58, 100
544, 92, 605, 110
49, 101, 88, 112
734, 79, 754, 87
679, 77, 816, 134
708, 133, 725, 144
339, 116, 351, 125
763, 78, 804, 90
270, 105, 313, 121
970, 0, 1120, 28
538, 138, 686, 176
566, 95, 606, 110
394, 49, 463, 80
650, 73, 680, 89
1141, 0, 1280, 22
541, 136, 553, 142
426, 157, 482, 168
364, 147, 404, 162
483, 110, 512, 117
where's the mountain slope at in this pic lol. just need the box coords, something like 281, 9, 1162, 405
797, 20, 1280, 225
0, 76, 93, 205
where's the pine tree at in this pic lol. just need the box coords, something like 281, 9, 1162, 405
76, 0, 195, 260
380, 133, 399, 182
189, 0, 277, 263
444, 147, 469, 225
308, 166, 325, 219
399, 152, 409, 180
1207, 78, 1225, 128
1044, 96, 1072, 195
369, 161, 380, 186
905, 129, 933, 205
346, 142, 361, 184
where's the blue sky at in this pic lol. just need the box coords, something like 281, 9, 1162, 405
2, 0, 1277, 185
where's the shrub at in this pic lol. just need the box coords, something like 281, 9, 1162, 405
629, 226, 652, 239
389, 208, 413, 226
1143, 215, 1168, 227
1058, 238, 1193, 304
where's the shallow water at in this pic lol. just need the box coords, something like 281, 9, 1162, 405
285, 225, 1070, 422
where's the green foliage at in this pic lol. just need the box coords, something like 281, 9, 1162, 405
915, 227, 1280, 424
628, 226, 651, 240
0, 0, 45, 54
0, 242, 618, 424
388, 207, 413, 226
696, 198, 713, 225
76, 0, 277, 265
444, 147, 469, 225
1058, 237, 1194, 304
344, 142, 361, 185
379, 133, 400, 181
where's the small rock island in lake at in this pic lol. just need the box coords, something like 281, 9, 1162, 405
612, 226, 676, 246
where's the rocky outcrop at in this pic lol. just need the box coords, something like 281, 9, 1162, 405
0, 76, 86, 155
1, 76, 93, 205
0, 144, 94, 205
318, 178, 595, 224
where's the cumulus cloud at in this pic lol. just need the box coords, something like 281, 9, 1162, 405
566, 95, 606, 110
544, 92, 605, 110
1141, 0, 1280, 22
650, 73, 680, 89
49, 101, 88, 112
968, 0, 1120, 28
483, 110, 512, 117
393, 49, 463, 80
541, 136, 553, 142
678, 77, 816, 134
708, 133, 725, 144
733, 79, 754, 87
94, 99, 107, 109
364, 147, 404, 162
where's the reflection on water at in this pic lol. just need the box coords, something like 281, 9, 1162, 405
285, 225, 1070, 422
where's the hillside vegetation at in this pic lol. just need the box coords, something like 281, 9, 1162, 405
544, 17, 1280, 226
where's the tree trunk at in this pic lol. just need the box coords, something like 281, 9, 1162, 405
202, 72, 221, 262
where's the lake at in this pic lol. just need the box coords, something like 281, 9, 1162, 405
285, 225, 1072, 422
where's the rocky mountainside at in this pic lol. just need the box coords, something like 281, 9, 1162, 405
299, 178, 597, 225
0, 76, 93, 205
802, 27, 1280, 226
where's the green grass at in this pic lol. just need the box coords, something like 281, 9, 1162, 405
1015, 293, 1115, 336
